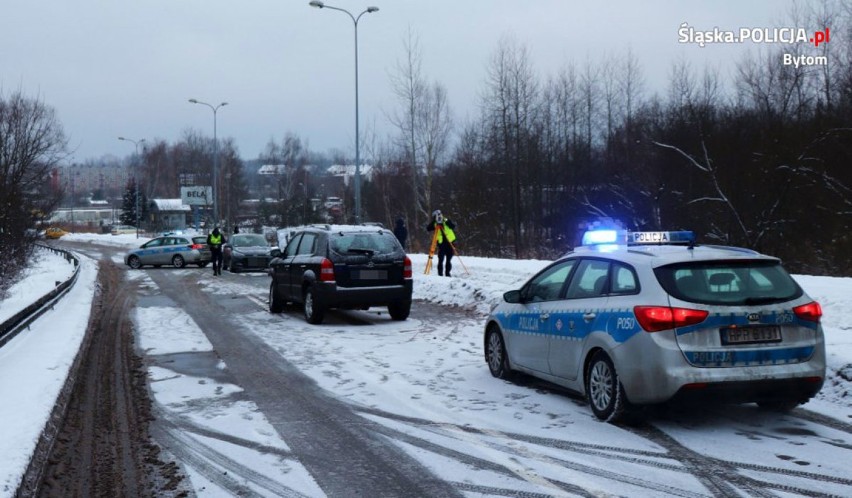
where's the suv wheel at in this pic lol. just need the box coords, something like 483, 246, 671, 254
388, 300, 411, 321
757, 399, 802, 412
269, 281, 284, 313
303, 286, 325, 324
485, 327, 513, 379
586, 351, 629, 423
172, 255, 186, 268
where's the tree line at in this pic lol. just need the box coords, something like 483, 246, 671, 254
367, 2, 852, 276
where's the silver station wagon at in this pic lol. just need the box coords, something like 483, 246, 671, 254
125, 235, 211, 269
484, 230, 825, 422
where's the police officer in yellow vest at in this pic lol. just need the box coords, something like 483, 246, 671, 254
426, 210, 457, 277
207, 227, 225, 276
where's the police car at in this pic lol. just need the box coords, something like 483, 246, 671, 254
483, 229, 825, 422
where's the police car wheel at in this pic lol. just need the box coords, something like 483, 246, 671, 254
128, 255, 142, 269
486, 327, 513, 379
304, 286, 325, 325
586, 351, 628, 422
172, 255, 186, 268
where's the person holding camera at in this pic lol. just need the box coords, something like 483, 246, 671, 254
426, 209, 457, 277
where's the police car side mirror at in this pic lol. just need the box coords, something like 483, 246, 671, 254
503, 290, 521, 304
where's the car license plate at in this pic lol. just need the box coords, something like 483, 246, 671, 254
357, 269, 387, 280
721, 326, 782, 345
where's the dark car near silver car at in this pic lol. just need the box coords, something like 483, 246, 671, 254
223, 233, 274, 273
268, 224, 413, 324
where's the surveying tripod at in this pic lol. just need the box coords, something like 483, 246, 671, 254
424, 223, 469, 276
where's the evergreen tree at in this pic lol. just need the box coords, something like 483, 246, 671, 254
120, 179, 140, 226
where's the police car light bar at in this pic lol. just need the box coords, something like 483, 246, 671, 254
581, 229, 626, 246
628, 231, 695, 245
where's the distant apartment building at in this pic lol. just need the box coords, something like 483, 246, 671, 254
55, 163, 133, 200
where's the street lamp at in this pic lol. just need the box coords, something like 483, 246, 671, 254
118, 136, 146, 238
309, 0, 379, 224
188, 98, 228, 230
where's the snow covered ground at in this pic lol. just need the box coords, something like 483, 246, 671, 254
0, 233, 850, 496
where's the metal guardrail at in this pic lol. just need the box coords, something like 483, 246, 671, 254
0, 244, 80, 348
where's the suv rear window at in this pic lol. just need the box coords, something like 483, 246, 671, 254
330, 231, 401, 256
655, 260, 803, 305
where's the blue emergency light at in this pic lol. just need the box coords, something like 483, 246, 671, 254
581, 229, 626, 246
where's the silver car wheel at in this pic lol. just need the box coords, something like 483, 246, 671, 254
485, 328, 513, 379
487, 332, 504, 372
589, 360, 614, 412
128, 255, 142, 269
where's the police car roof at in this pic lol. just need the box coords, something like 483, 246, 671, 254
567, 244, 779, 267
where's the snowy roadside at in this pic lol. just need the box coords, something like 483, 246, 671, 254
0, 247, 78, 324
0, 255, 98, 495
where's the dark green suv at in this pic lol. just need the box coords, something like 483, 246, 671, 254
268, 225, 413, 324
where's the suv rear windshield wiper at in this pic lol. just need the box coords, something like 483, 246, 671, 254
742, 296, 786, 305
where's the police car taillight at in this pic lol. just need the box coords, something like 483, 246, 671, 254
404, 256, 412, 279
634, 306, 709, 332
793, 302, 822, 323
320, 258, 335, 282
190, 244, 203, 250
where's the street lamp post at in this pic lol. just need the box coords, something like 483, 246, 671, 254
189, 99, 228, 230
309, 0, 379, 224
118, 136, 146, 238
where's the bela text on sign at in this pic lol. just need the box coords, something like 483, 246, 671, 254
181, 186, 213, 206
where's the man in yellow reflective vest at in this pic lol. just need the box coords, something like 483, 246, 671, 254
207, 227, 225, 276
426, 210, 457, 277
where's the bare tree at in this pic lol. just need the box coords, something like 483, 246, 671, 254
261, 132, 309, 226
387, 28, 453, 238
0, 91, 67, 295
653, 140, 753, 245
482, 35, 540, 257
387, 27, 426, 226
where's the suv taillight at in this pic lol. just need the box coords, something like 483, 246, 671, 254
404, 256, 412, 279
793, 301, 822, 323
634, 306, 709, 332
320, 258, 335, 282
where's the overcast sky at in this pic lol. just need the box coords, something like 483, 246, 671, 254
1, 0, 801, 163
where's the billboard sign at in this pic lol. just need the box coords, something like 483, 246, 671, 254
181, 186, 213, 206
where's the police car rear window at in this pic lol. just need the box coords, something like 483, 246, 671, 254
654, 260, 802, 305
